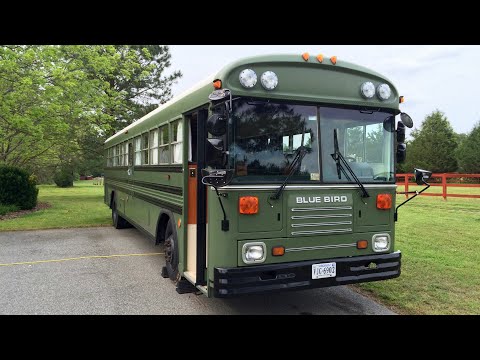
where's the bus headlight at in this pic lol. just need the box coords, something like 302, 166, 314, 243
239, 69, 257, 88
372, 234, 391, 252
360, 82, 375, 99
242, 242, 266, 264
377, 84, 392, 100
260, 71, 278, 90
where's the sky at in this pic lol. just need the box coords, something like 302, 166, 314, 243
169, 45, 480, 136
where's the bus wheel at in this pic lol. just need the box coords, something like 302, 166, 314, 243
112, 201, 128, 229
164, 218, 179, 281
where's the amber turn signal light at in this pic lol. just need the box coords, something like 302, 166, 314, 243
272, 246, 285, 256
213, 79, 222, 89
302, 52, 310, 61
357, 240, 368, 249
377, 194, 392, 210
239, 196, 259, 215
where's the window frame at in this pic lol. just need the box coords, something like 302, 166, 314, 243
158, 123, 170, 165
171, 119, 183, 164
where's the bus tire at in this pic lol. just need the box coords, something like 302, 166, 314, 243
112, 200, 128, 229
164, 218, 179, 281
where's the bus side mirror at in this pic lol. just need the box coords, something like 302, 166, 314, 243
396, 121, 406, 163
414, 168, 432, 185
206, 138, 227, 168
397, 143, 406, 163
397, 121, 406, 142
207, 114, 227, 137
400, 112, 414, 128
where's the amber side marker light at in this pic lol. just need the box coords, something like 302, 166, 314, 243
302, 52, 310, 61
213, 79, 222, 89
377, 194, 392, 210
177, 218, 182, 228
357, 240, 368, 249
239, 196, 259, 215
399, 96, 405, 103
272, 246, 285, 256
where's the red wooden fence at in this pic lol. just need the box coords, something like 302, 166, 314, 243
396, 173, 480, 200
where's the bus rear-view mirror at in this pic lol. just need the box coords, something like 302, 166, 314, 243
414, 168, 432, 185
396, 143, 406, 163
400, 112, 414, 128
207, 114, 227, 137
206, 138, 227, 168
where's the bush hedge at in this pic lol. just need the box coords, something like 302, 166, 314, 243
0, 166, 39, 210
54, 168, 74, 187
0, 203, 20, 216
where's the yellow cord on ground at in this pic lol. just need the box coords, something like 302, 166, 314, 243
0, 252, 164, 267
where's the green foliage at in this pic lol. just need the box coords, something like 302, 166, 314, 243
53, 167, 74, 187
0, 165, 38, 209
456, 122, 480, 173
0, 203, 19, 215
0, 45, 182, 179
403, 110, 458, 173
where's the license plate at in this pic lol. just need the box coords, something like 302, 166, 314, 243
312, 262, 336, 279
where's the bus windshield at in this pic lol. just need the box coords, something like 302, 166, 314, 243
229, 98, 395, 183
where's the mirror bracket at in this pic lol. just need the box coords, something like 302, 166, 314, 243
208, 88, 232, 114
394, 168, 432, 221
201, 169, 234, 232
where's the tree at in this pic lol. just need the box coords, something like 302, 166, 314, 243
403, 110, 458, 173
456, 122, 480, 173
0, 45, 182, 180
58, 45, 182, 176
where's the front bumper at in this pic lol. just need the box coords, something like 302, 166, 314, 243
213, 251, 401, 297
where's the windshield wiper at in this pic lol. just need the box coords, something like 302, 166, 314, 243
331, 129, 370, 198
270, 146, 307, 200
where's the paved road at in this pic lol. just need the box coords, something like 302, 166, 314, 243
0, 227, 394, 315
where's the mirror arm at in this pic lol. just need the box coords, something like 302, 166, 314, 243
228, 89, 232, 113
394, 179, 431, 221
214, 187, 229, 231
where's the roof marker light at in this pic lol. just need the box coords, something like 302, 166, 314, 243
330, 56, 337, 65
317, 54, 324, 63
302, 53, 310, 61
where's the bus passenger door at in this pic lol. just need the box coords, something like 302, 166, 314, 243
185, 110, 207, 287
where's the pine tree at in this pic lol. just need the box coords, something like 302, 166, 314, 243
403, 110, 458, 173
456, 122, 480, 173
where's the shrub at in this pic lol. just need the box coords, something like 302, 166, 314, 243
0, 166, 39, 210
54, 168, 74, 188
0, 203, 20, 216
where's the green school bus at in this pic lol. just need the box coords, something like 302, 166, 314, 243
104, 53, 429, 297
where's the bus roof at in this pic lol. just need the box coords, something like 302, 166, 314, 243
106, 54, 399, 146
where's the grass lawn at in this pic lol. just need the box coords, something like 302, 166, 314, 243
0, 181, 111, 231
356, 194, 480, 315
